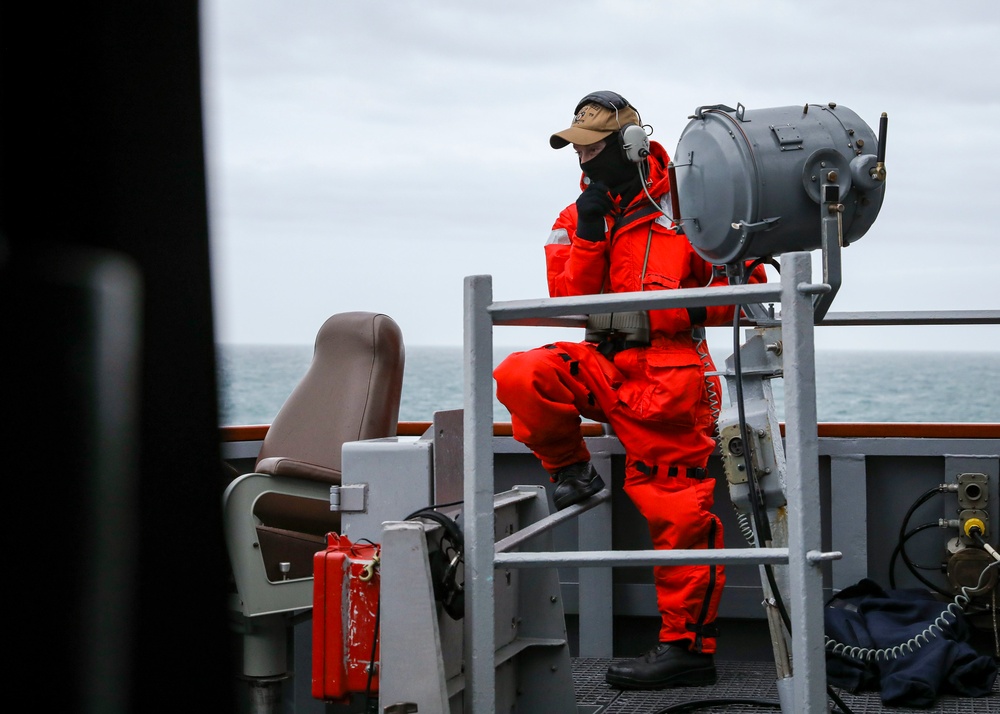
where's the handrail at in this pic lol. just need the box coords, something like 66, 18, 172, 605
218, 421, 1000, 443
498, 308, 1000, 328
494, 487, 611, 553
807, 422, 1000, 439
495, 547, 791, 568
818, 309, 1000, 326
489, 281, 781, 321
463, 255, 833, 712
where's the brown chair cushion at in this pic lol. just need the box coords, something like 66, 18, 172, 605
255, 312, 404, 476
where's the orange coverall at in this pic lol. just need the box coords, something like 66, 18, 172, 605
494, 140, 765, 652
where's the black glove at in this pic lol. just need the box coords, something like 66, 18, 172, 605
575, 182, 612, 241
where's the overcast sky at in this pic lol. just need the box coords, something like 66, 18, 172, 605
201, 0, 998, 354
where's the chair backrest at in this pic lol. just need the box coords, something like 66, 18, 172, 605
256, 311, 405, 479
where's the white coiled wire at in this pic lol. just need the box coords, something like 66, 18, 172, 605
695, 319, 759, 549
825, 560, 1000, 663
697, 332, 760, 550
735, 510, 757, 547
693, 329, 722, 447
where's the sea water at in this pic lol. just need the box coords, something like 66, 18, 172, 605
216, 344, 998, 426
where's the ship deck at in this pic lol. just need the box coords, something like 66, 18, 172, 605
571, 657, 1000, 713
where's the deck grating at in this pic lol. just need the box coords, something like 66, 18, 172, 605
572, 658, 1000, 713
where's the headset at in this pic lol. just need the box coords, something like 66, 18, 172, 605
575, 90, 650, 164
576, 91, 683, 240
406, 507, 465, 620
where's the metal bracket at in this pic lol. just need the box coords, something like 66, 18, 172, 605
330, 483, 368, 512
731, 216, 780, 236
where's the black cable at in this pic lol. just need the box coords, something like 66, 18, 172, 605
890, 487, 952, 597
731, 263, 773, 547
730, 258, 854, 714
653, 697, 780, 713
730, 263, 786, 630
888, 522, 945, 586
404, 499, 463, 520
405, 508, 465, 620
968, 526, 999, 560
363, 596, 381, 714
899, 544, 952, 598
826, 685, 855, 714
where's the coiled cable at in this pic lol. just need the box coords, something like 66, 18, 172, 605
734, 509, 757, 546
825, 560, 1000, 663
728, 257, 855, 713
693, 326, 723, 447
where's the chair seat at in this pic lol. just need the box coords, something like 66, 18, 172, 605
256, 456, 340, 484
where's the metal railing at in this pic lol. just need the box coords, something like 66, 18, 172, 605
461, 251, 831, 713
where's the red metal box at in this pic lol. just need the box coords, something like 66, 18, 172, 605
311, 533, 380, 701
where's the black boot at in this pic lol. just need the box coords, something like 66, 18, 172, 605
605, 641, 717, 689
552, 461, 605, 510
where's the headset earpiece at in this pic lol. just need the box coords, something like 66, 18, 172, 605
407, 508, 465, 620
621, 124, 649, 163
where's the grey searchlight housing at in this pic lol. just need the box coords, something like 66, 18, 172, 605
672, 102, 887, 266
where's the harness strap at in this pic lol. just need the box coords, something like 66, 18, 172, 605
634, 462, 708, 480
609, 201, 660, 240
685, 621, 720, 639
596, 337, 648, 359
689, 516, 721, 652
667, 466, 708, 480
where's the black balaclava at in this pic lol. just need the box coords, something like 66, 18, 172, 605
580, 131, 642, 204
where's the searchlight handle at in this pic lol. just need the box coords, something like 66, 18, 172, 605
667, 161, 684, 234
873, 112, 888, 182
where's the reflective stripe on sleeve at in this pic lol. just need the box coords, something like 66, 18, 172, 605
546, 228, 571, 245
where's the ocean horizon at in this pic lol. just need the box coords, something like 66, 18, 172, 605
217, 344, 998, 427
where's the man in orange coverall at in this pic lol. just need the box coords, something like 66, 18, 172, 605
494, 91, 765, 690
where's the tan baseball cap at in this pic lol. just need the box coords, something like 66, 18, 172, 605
550, 102, 641, 149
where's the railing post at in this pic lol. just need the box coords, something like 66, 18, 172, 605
577, 452, 613, 657
464, 275, 496, 713
781, 252, 827, 712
